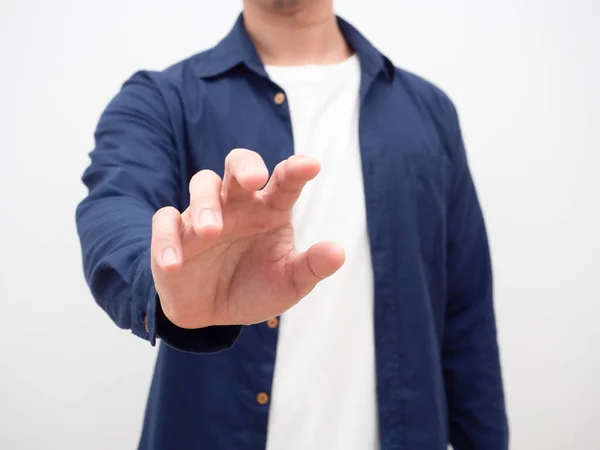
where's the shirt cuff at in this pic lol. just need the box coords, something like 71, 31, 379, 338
131, 250, 159, 345
155, 298, 243, 354
130, 250, 242, 353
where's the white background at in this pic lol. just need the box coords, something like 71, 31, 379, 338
1, 0, 599, 449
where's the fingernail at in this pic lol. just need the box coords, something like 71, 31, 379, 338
200, 209, 217, 227
161, 247, 178, 266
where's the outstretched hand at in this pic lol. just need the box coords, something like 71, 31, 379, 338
151, 148, 346, 329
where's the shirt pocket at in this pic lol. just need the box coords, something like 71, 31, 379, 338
403, 152, 448, 266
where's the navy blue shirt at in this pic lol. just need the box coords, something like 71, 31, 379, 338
76, 15, 508, 450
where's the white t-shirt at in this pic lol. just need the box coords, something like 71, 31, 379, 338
265, 55, 379, 450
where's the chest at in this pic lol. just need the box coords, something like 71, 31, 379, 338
180, 76, 450, 265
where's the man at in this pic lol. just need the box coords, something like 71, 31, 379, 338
76, 0, 508, 449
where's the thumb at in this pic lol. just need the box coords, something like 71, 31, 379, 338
291, 241, 346, 298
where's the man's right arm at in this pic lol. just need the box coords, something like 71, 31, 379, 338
75, 71, 241, 353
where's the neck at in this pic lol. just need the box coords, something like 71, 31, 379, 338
242, 1, 352, 66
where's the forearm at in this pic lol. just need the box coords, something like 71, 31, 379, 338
440, 96, 508, 448
76, 70, 241, 352
76, 195, 156, 341
442, 233, 508, 449
77, 194, 242, 352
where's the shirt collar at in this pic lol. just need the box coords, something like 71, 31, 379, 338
195, 13, 394, 81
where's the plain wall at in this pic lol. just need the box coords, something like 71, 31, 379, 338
1, 0, 599, 448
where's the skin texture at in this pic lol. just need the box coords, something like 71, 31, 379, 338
153, 1, 351, 329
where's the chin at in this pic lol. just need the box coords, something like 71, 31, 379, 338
271, 0, 310, 12
246, 0, 325, 15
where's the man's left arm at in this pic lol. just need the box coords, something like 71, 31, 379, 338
441, 99, 509, 450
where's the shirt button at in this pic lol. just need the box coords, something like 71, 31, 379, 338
273, 92, 286, 105
266, 317, 279, 329
256, 392, 269, 405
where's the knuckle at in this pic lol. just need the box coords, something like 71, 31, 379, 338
190, 169, 219, 186
229, 147, 249, 157
153, 206, 178, 223
192, 194, 217, 209
274, 160, 287, 179
227, 148, 259, 165
152, 207, 179, 236
225, 148, 242, 164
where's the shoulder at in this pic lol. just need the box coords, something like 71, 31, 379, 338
393, 67, 458, 125
115, 49, 214, 129
128, 49, 212, 96
392, 67, 464, 163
